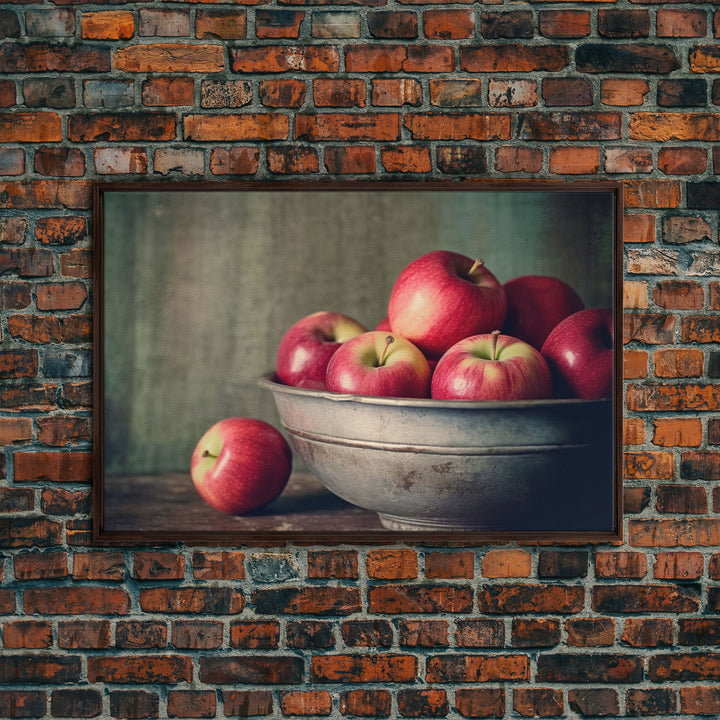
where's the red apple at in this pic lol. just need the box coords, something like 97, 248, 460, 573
276, 311, 366, 389
191, 417, 292, 515
541, 308, 614, 399
431, 331, 552, 401
325, 331, 431, 398
374, 316, 392, 331
388, 250, 507, 358
502, 274, 584, 350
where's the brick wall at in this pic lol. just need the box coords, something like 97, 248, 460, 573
1, 0, 720, 716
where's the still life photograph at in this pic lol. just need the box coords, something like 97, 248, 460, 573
93, 181, 622, 544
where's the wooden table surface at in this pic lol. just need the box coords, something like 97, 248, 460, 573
103, 471, 386, 534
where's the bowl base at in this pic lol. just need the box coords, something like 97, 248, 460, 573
378, 512, 498, 532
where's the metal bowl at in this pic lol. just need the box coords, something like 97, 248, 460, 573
259, 374, 615, 533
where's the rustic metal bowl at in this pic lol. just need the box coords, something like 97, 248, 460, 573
259, 374, 614, 533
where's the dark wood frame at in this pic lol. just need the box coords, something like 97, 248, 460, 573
92, 179, 624, 546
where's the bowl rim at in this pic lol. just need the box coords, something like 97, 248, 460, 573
258, 372, 612, 410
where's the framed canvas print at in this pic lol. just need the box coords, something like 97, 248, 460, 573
93, 180, 623, 544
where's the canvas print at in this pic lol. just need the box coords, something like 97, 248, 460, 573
93, 181, 621, 543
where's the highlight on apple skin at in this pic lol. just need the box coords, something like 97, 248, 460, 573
502, 274, 584, 350
275, 311, 367, 389
325, 331, 432, 399
431, 331, 553, 401
541, 307, 614, 400
387, 250, 507, 359
190, 417, 292, 515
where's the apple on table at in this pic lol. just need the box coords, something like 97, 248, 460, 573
541, 307, 614, 400
191, 417, 292, 515
502, 274, 584, 350
325, 331, 431, 399
276, 311, 366, 389
431, 330, 552, 401
388, 250, 507, 359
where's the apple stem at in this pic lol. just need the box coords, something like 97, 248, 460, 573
468, 258, 484, 276
379, 335, 395, 366
491, 330, 501, 361
201, 450, 217, 459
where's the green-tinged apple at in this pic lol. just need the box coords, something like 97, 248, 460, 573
276, 311, 366, 389
191, 417, 292, 515
325, 331, 431, 398
541, 307, 614, 399
431, 331, 552, 401
388, 250, 507, 358
502, 274, 584, 350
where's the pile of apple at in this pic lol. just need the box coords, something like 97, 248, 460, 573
190, 249, 613, 517
276, 249, 613, 403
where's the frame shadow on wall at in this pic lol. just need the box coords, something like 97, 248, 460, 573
93, 180, 623, 545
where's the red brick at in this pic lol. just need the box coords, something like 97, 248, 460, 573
622, 618, 673, 648
654, 551, 704, 579
543, 77, 593, 106
0, 691, 47, 718
624, 179, 682, 208
110, 690, 159, 719
14, 551, 68, 580
381, 145, 431, 173
481, 549, 531, 578
49, 690, 100, 719
1, 247, 54, 275
345, 44, 452, 73
0, 487, 34, 513
0, 656, 81, 685
594, 584, 699, 613
140, 587, 244, 614
455, 619, 504, 648
518, 112, 621, 141
424, 551, 474, 579
114, 43, 222, 73
651, 653, 720, 682
314, 78, 365, 107
665, 216, 712, 245
258, 79, 306, 107
185, 114, 288, 141
657, 9, 707, 37
565, 618, 615, 647
73, 552, 125, 581
3, 620, 52, 649
209, 147, 259, 176
340, 690, 391, 717
171, 620, 223, 650
404, 113, 510, 140
454, 688, 505, 718
537, 654, 642, 684
630, 518, 720, 546
423, 9, 474, 38
513, 689, 563, 718
167, 690, 216, 719
24, 587, 130, 615
371, 78, 422, 107
0, 349, 37, 379
231, 45, 339, 73
654, 349, 704, 378
598, 9, 649, 38
604, 146, 653, 174
0, 80, 15, 109
549, 146, 599, 174
624, 451, 674, 479
0, 216, 28, 245
487, 79, 537, 108
511, 619, 560, 648
626, 485, 651, 515
280, 691, 332, 716
539, 9, 590, 38
624, 313, 675, 344
398, 689, 448, 718
114, 621, 166, 650
595, 551, 648, 579
222, 691, 273, 717
682, 316, 720, 343
626, 688, 677, 716
567, 689, 619, 718
230, 621, 280, 649
142, 77, 194, 106
252, 586, 359, 615
324, 145, 375, 174
192, 551, 245, 580
460, 45, 567, 72
624, 350, 648, 379
367, 10, 417, 38
652, 418, 703, 447
42, 487, 89, 516
255, 10, 302, 38
430, 79, 483, 107
36, 281, 88, 311
88, 655, 193, 684
307, 549, 358, 579
311, 654, 416, 683
478, 585, 584, 614
13, 451, 91, 483
368, 585, 473, 614
653, 280, 703, 308
680, 686, 720, 715
630, 112, 720, 141
286, 620, 334, 649
399, 619, 449, 648
681, 451, 720, 481
133, 552, 185, 580
37, 416, 90, 446
297, 113, 399, 141
69, 113, 176, 142
34, 147, 85, 177
495, 146, 543, 173
81, 10, 134, 39
0, 112, 62, 142
267, 145, 318, 174
658, 146, 707, 175
0, 180, 91, 210
426, 655, 529, 683
601, 78, 649, 106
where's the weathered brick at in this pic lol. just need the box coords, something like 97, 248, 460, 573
171, 620, 223, 650
140, 587, 244, 614
630, 113, 720, 142
659, 146, 707, 174
518, 112, 620, 141
154, 148, 204, 175
81, 10, 134, 39
513, 688, 563, 718
138, 8, 191, 36
0, 691, 46, 718
14, 451, 92, 482
367, 11, 417, 38
87, 655, 192, 684
0, 656, 81, 685
69, 113, 176, 142
454, 688, 505, 718
598, 9, 649, 38
185, 114, 288, 141
593, 584, 699, 613
258, 79, 306, 107
567, 689, 619, 718
116, 621, 168, 649
624, 313, 675, 344
142, 77, 194, 107
368, 585, 473, 613
3, 620, 53, 649
481, 549, 531, 578
460, 45, 567, 72
691, 44, 720, 72
424, 551, 474, 579
537, 654, 642, 684
624, 451, 674, 479
397, 689, 448, 718
25, 587, 130, 615
543, 78, 593, 106
478, 585, 584, 614
167, 690, 216, 719
622, 618, 673, 648
297, 112, 399, 141
455, 619, 504, 648
311, 12, 361, 38
605, 147, 653, 174
0, 43, 110, 73
0, 148, 24, 175
654, 551, 704, 580
230, 621, 280, 649
566, 618, 615, 647
488, 79, 537, 108
495, 146, 543, 173
114, 44, 223, 73
83, 79, 134, 109
286, 620, 334, 649
629, 518, 720, 546
14, 551, 68, 580
222, 691, 273, 718
371, 78, 422, 107
601, 78, 649, 107
280, 690, 332, 717
595, 551, 647, 579
426, 655, 529, 683
399, 619, 449, 647
423, 9, 474, 39
381, 144, 431, 173
209, 147, 259, 175
341, 620, 393, 647
231, 45, 339, 73
653, 418, 703, 447
324, 145, 375, 174
431, 79, 483, 107
481, 11, 533, 38
110, 690, 159, 720
576, 44, 679, 73
626, 688, 676, 716
340, 690, 391, 717
680, 687, 720, 715
314, 78, 365, 107
200, 657, 304, 685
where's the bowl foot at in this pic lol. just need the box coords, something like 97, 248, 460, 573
377, 512, 497, 532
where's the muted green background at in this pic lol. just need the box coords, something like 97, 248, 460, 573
102, 187, 615, 475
